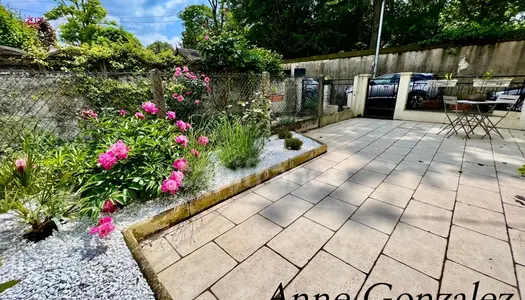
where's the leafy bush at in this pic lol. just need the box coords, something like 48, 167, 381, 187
277, 129, 293, 139
519, 165, 525, 177
210, 116, 265, 169
0, 4, 38, 49
284, 137, 303, 150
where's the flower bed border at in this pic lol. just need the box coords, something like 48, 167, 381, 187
122, 136, 327, 300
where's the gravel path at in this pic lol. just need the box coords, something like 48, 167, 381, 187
0, 133, 320, 300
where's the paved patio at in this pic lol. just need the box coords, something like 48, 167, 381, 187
140, 118, 525, 300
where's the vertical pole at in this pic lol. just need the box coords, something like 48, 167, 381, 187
317, 76, 325, 126
372, 0, 385, 79
261, 71, 270, 97
149, 69, 166, 117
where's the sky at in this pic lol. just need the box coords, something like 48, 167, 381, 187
2, 0, 208, 46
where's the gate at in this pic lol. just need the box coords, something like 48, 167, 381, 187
364, 77, 397, 119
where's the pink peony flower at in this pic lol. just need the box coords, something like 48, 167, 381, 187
81, 109, 98, 119
174, 71, 182, 77
108, 140, 130, 160
173, 158, 188, 172
191, 149, 200, 158
176, 95, 184, 102
194, 100, 201, 105
167, 111, 176, 120
141, 101, 159, 114
89, 216, 115, 238
175, 135, 188, 148
170, 171, 184, 186
171, 93, 178, 99
176, 120, 188, 132
175, 67, 181, 72
102, 200, 118, 213
135, 112, 145, 119
201, 74, 206, 78
205, 86, 211, 93
197, 136, 209, 145
119, 109, 127, 115
204, 35, 209, 41
183, 66, 189, 73
185, 122, 192, 129
15, 158, 26, 173
98, 152, 117, 170
204, 77, 210, 83
185, 91, 191, 96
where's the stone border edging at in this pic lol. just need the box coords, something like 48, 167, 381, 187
122, 135, 327, 300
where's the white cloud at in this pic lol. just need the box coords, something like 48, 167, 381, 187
136, 33, 182, 47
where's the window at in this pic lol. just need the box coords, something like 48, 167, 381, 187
373, 74, 394, 85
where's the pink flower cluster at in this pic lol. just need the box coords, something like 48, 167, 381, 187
175, 135, 188, 148
176, 120, 192, 132
167, 111, 176, 120
15, 158, 26, 174
141, 101, 159, 114
197, 136, 209, 146
81, 109, 98, 119
102, 199, 118, 213
135, 112, 145, 119
89, 217, 115, 238
173, 158, 188, 172
172, 93, 185, 102
191, 149, 200, 157
161, 171, 184, 195
98, 140, 130, 170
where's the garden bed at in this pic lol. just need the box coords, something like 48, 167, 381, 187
0, 133, 323, 300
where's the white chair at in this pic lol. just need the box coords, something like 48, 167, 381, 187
481, 94, 520, 138
438, 96, 471, 138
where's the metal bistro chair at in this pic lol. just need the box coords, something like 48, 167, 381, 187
480, 94, 520, 139
438, 96, 472, 138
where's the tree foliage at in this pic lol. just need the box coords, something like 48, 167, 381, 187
0, 4, 38, 49
179, 5, 213, 49
147, 41, 174, 54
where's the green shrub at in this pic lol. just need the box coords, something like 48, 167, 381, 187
211, 116, 264, 169
519, 165, 525, 177
277, 129, 292, 139
284, 137, 303, 150
278, 116, 297, 127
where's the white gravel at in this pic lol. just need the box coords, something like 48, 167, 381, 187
0, 133, 320, 300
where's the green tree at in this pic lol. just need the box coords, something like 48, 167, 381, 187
0, 4, 38, 49
45, 0, 114, 45
146, 41, 174, 54
179, 4, 213, 48
93, 26, 141, 46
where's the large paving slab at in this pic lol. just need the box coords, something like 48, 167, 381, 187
140, 236, 180, 273
351, 198, 404, 234
401, 200, 452, 237
304, 196, 357, 230
259, 194, 313, 227
330, 181, 375, 206
254, 178, 300, 201
452, 202, 507, 240
291, 179, 337, 204
217, 192, 272, 224
370, 182, 414, 208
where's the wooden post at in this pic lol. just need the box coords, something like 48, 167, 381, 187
261, 71, 270, 97
317, 75, 324, 120
149, 69, 166, 117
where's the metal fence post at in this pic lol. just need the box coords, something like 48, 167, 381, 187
149, 69, 166, 117
261, 71, 270, 97
317, 75, 324, 119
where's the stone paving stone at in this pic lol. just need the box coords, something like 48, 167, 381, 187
304, 158, 338, 172
509, 229, 525, 266
440, 260, 518, 297
384, 222, 446, 279
259, 194, 313, 227
254, 178, 300, 201
141, 236, 180, 273
217, 193, 272, 224
518, 265, 525, 300
393, 140, 418, 148
360, 146, 386, 155
460, 173, 500, 192
215, 215, 282, 262
413, 184, 456, 210
462, 161, 497, 177
499, 173, 525, 189
304, 196, 357, 230
336, 145, 364, 156
404, 152, 434, 164
453, 202, 507, 240
411, 146, 438, 155
211, 247, 298, 300
428, 161, 461, 177
324, 219, 388, 273
401, 200, 452, 237
357, 255, 439, 300
351, 198, 403, 234
348, 152, 378, 164
330, 181, 374, 206
321, 151, 352, 163
158, 243, 237, 300
332, 159, 367, 174
268, 217, 333, 267
504, 204, 525, 232
386, 145, 411, 155
384, 170, 422, 189
349, 169, 387, 188
376, 152, 405, 164
364, 159, 398, 175
421, 171, 459, 191
166, 212, 235, 256
281, 167, 321, 185
464, 153, 495, 166
291, 180, 336, 204
314, 168, 352, 187
285, 251, 366, 299
195, 292, 217, 300
394, 160, 429, 176
448, 225, 515, 285
456, 184, 503, 212
370, 182, 414, 208
433, 152, 464, 165
370, 140, 394, 149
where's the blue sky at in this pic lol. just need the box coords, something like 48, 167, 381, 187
3, 0, 208, 46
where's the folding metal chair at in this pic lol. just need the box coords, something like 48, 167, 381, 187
438, 96, 471, 138
481, 95, 520, 139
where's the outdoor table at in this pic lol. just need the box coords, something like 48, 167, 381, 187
456, 99, 516, 139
